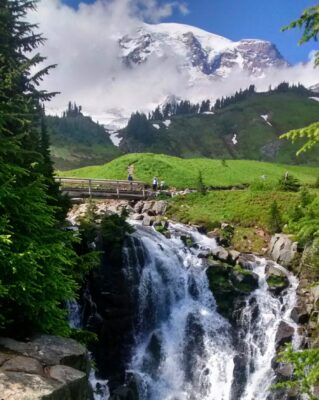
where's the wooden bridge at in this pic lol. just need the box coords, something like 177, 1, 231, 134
56, 177, 150, 200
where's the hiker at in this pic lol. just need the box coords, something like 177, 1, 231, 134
160, 180, 165, 190
128, 174, 133, 190
152, 177, 158, 191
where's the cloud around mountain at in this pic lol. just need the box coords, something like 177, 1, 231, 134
31, 0, 318, 127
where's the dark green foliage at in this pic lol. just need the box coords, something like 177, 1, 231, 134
277, 173, 301, 192
47, 104, 120, 170
124, 112, 157, 146
196, 171, 206, 194
118, 91, 319, 164
268, 201, 283, 233
274, 343, 319, 400
282, 5, 319, 66
0, 0, 91, 337
100, 213, 134, 264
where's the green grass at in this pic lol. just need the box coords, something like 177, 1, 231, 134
58, 153, 319, 189
167, 191, 300, 229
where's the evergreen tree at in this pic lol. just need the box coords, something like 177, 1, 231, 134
0, 0, 80, 336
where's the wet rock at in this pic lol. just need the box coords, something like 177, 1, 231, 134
142, 215, 155, 226
198, 250, 211, 259
275, 321, 294, 348
231, 267, 259, 293
265, 262, 289, 294
268, 234, 298, 268
237, 254, 256, 270
180, 235, 194, 248
130, 213, 144, 221
229, 250, 240, 265
212, 246, 230, 263
274, 362, 294, 379
290, 304, 310, 325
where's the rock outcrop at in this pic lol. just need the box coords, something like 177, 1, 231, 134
0, 335, 90, 400
268, 234, 298, 268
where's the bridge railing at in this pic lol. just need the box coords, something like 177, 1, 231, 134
55, 177, 148, 199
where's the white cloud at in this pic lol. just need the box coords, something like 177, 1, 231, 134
30, 0, 318, 128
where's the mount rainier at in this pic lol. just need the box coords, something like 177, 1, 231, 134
119, 23, 287, 79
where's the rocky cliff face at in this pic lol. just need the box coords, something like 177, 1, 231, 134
119, 23, 287, 79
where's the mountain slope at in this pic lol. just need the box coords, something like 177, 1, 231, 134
47, 114, 121, 170
119, 22, 287, 79
119, 91, 319, 165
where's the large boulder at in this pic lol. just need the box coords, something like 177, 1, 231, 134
0, 336, 88, 373
275, 321, 295, 348
268, 234, 298, 268
265, 262, 290, 294
152, 201, 168, 216
211, 246, 230, 263
0, 336, 90, 400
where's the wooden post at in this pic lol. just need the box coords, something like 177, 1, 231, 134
117, 181, 120, 199
88, 179, 92, 199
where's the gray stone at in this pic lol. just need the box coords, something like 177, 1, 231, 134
275, 321, 294, 348
212, 246, 230, 263
229, 250, 240, 264
237, 254, 256, 270
49, 365, 88, 400
142, 215, 155, 226
275, 362, 294, 379
290, 305, 310, 324
268, 234, 298, 268
141, 201, 154, 214
2, 356, 43, 376
152, 201, 168, 216
0, 371, 60, 400
265, 262, 289, 278
0, 335, 88, 372
133, 201, 144, 214
130, 213, 144, 221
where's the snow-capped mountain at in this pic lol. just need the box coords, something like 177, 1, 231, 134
119, 23, 288, 78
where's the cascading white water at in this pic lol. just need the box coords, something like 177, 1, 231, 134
123, 223, 299, 400
238, 260, 299, 400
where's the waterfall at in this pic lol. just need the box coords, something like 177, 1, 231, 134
237, 260, 299, 400
67, 300, 110, 400
122, 223, 299, 400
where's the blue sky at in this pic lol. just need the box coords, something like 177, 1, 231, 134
62, 0, 317, 64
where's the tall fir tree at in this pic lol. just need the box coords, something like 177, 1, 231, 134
0, 0, 79, 336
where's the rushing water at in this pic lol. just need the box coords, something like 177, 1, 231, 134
121, 223, 299, 400
67, 300, 111, 400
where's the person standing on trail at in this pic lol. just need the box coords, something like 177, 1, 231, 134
128, 174, 133, 190
152, 177, 158, 191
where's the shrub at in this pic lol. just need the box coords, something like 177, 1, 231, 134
268, 201, 283, 233
277, 173, 301, 192
197, 171, 207, 194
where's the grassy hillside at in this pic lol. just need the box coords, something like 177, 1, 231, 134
47, 114, 120, 170
59, 153, 319, 189
120, 92, 319, 164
